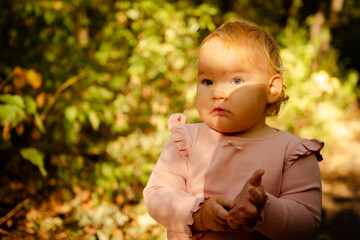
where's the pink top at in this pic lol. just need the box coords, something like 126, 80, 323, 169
143, 114, 324, 240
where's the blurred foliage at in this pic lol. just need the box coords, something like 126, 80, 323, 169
0, 0, 217, 196
0, 0, 359, 239
271, 16, 358, 143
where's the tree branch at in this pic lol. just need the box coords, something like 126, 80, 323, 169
0, 72, 14, 93
41, 71, 86, 120
0, 198, 30, 226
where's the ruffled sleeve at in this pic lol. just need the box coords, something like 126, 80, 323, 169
168, 113, 189, 160
254, 137, 324, 239
144, 113, 204, 238
285, 139, 324, 171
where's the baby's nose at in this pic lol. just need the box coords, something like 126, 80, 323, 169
212, 86, 228, 101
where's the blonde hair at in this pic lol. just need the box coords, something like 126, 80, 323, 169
199, 20, 288, 116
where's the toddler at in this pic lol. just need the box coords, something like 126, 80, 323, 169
143, 20, 324, 240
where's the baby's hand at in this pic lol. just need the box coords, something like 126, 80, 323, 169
227, 169, 266, 230
192, 195, 234, 232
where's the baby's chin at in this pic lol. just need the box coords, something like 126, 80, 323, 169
208, 124, 242, 135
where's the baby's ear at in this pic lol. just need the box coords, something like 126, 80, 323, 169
267, 74, 283, 104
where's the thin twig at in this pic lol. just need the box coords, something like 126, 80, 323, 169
41, 71, 86, 120
0, 71, 14, 93
0, 198, 30, 225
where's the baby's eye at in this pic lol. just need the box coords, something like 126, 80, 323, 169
202, 79, 213, 86
232, 78, 244, 84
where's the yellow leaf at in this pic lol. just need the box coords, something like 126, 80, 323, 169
13, 66, 27, 90
26, 69, 42, 89
36, 92, 46, 108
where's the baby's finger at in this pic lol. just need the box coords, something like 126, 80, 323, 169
228, 218, 241, 229
249, 169, 265, 186
227, 211, 249, 229
213, 220, 232, 232
216, 196, 235, 211
213, 202, 231, 220
248, 187, 264, 203
230, 204, 257, 220
215, 215, 229, 226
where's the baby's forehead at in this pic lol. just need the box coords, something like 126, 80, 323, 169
201, 36, 263, 57
199, 36, 270, 70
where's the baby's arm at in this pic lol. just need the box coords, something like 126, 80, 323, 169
227, 169, 266, 230
144, 136, 236, 235
143, 138, 202, 235
255, 153, 322, 240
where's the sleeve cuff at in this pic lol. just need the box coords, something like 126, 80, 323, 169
186, 196, 210, 238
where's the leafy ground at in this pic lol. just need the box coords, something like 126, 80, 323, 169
314, 110, 360, 240
1, 112, 360, 240
0, 181, 166, 240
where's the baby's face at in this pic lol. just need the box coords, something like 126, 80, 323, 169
196, 37, 271, 134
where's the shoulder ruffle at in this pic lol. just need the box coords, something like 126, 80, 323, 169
285, 139, 324, 170
168, 113, 187, 130
168, 113, 189, 160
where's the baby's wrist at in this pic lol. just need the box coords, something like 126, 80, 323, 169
191, 202, 206, 232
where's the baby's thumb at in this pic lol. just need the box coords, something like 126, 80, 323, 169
250, 169, 265, 186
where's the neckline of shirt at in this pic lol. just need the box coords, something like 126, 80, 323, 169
203, 123, 285, 142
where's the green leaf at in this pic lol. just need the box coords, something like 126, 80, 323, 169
0, 104, 26, 127
0, 105, 16, 125
65, 105, 78, 122
88, 110, 100, 131
20, 148, 47, 177
101, 163, 113, 178
24, 95, 37, 115
34, 113, 46, 134
126, 9, 140, 20
87, 86, 114, 100
44, 11, 56, 24
109, 76, 127, 90
0, 94, 25, 109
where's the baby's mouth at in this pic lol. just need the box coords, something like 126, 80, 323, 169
211, 107, 231, 115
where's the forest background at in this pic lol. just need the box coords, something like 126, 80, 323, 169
0, 0, 360, 239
